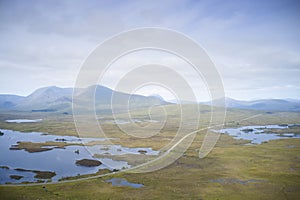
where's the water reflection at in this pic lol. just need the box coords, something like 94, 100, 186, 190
106, 178, 144, 188
0, 129, 158, 184
5, 119, 42, 123
218, 124, 300, 144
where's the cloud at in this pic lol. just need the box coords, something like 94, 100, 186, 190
0, 0, 299, 100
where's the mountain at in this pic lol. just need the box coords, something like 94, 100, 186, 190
15, 86, 73, 111
0, 94, 25, 109
167, 98, 198, 104
285, 98, 300, 103
0, 85, 168, 113
201, 97, 300, 112
73, 85, 168, 114
1, 86, 299, 112
148, 94, 165, 101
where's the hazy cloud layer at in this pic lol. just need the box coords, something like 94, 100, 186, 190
0, 0, 299, 100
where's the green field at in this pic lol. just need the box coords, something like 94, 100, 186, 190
0, 105, 300, 199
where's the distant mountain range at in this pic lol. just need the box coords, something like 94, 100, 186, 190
0, 86, 299, 113
0, 85, 168, 113
201, 97, 300, 112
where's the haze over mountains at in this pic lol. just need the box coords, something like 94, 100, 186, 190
0, 85, 299, 113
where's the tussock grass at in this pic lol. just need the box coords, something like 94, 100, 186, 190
0, 106, 300, 199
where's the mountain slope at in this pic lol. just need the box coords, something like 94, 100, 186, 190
73, 85, 168, 114
0, 85, 168, 113
15, 86, 73, 111
0, 94, 25, 109
1, 86, 300, 112
202, 97, 300, 112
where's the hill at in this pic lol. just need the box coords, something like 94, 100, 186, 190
201, 97, 300, 112
0, 85, 168, 113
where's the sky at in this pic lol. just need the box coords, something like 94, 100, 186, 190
0, 0, 300, 100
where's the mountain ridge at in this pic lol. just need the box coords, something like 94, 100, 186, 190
0, 86, 300, 112
0, 85, 169, 113
200, 97, 300, 112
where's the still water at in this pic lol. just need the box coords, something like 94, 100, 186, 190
0, 129, 158, 184
106, 178, 144, 188
218, 124, 300, 144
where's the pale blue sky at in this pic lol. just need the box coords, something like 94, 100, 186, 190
0, 0, 299, 100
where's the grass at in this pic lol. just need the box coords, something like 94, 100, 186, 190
0, 105, 300, 199
13, 168, 56, 179
1, 135, 299, 199
10, 141, 78, 153
75, 159, 102, 167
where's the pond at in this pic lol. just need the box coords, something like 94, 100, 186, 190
218, 124, 300, 144
5, 119, 43, 123
0, 129, 159, 184
106, 178, 144, 188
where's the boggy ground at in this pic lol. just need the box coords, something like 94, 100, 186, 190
1, 135, 299, 199
0, 106, 300, 199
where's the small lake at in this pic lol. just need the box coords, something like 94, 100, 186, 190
5, 119, 43, 123
218, 124, 300, 144
106, 178, 144, 188
0, 129, 159, 184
